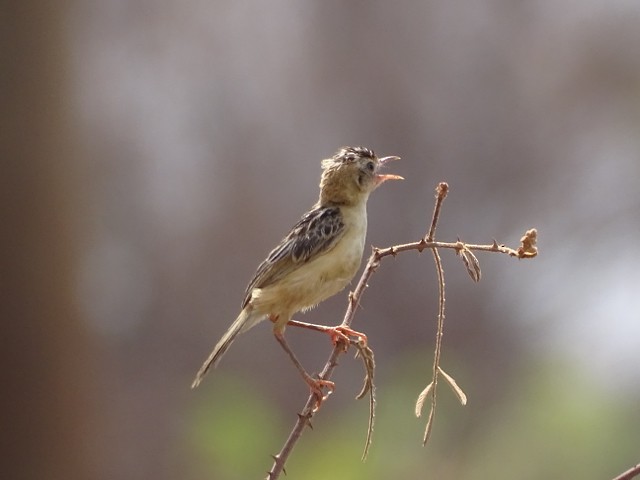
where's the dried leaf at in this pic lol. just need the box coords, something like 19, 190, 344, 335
459, 246, 481, 282
415, 381, 434, 418
353, 340, 376, 461
354, 341, 375, 399
438, 366, 467, 406
361, 384, 376, 461
517, 228, 538, 258
422, 404, 436, 446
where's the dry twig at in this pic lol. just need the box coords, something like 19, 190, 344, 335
612, 464, 640, 480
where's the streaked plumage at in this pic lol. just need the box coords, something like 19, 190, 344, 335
242, 206, 345, 308
192, 147, 402, 402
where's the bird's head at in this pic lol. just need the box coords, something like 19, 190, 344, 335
319, 146, 402, 206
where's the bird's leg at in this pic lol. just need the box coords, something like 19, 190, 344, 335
270, 315, 334, 411
284, 319, 368, 351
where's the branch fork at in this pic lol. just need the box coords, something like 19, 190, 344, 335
266, 182, 538, 479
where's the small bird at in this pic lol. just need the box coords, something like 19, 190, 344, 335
192, 146, 402, 407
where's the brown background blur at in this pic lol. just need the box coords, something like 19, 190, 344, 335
3, 2, 640, 479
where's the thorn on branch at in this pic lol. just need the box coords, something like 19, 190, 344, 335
297, 412, 313, 429
266, 455, 287, 479
348, 290, 362, 313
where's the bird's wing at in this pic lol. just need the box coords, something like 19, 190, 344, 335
241, 206, 345, 308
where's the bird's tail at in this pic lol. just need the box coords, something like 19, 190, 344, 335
191, 308, 261, 389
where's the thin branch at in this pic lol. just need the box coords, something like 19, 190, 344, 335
265, 183, 538, 479
414, 183, 451, 443
421, 244, 445, 445
426, 182, 448, 240
612, 464, 640, 480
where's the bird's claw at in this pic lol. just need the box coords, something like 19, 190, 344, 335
327, 326, 368, 351
308, 378, 335, 412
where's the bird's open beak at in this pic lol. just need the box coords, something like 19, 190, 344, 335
375, 156, 403, 184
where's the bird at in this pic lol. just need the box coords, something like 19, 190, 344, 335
191, 146, 402, 408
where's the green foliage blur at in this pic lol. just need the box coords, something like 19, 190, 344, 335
189, 354, 639, 479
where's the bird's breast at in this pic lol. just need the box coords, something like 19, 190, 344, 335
252, 204, 368, 315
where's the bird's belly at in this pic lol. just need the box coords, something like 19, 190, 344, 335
253, 227, 365, 315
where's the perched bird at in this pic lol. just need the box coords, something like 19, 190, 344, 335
192, 146, 402, 407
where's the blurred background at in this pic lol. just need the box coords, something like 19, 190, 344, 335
4, 1, 640, 479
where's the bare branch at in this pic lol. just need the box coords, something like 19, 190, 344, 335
422, 240, 445, 446
265, 183, 538, 479
612, 464, 640, 480
425, 182, 449, 241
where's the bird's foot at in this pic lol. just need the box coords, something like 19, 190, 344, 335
306, 377, 335, 412
282, 319, 367, 351
326, 326, 368, 351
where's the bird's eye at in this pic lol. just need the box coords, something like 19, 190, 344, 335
366, 161, 375, 172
